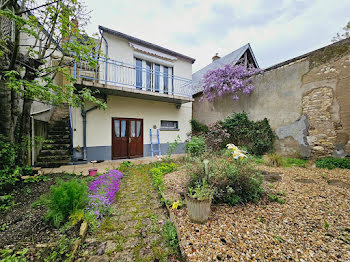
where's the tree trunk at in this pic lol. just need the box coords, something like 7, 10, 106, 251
0, 80, 14, 141
17, 97, 32, 166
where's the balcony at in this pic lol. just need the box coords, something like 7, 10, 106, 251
73, 57, 193, 104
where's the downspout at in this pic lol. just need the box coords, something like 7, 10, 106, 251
81, 95, 107, 161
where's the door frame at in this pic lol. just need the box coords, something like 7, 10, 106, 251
111, 117, 144, 160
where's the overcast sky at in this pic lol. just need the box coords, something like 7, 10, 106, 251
84, 0, 350, 72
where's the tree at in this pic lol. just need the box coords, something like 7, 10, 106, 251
201, 64, 262, 102
332, 21, 350, 42
0, 0, 105, 165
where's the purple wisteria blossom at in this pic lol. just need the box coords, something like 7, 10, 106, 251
201, 64, 263, 102
87, 169, 123, 224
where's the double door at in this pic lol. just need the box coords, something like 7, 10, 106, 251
112, 118, 143, 159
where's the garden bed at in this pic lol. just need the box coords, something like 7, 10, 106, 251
164, 165, 350, 261
0, 174, 83, 259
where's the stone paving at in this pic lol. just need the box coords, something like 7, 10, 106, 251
80, 164, 180, 262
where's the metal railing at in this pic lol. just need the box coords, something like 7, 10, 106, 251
73, 57, 193, 98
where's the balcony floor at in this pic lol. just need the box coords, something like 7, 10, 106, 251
75, 79, 193, 104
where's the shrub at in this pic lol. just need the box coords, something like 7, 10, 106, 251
221, 112, 275, 155
185, 136, 206, 157
0, 194, 15, 212
283, 157, 307, 168
316, 157, 350, 169
150, 162, 177, 192
263, 153, 284, 167
161, 220, 179, 252
190, 119, 208, 133
204, 122, 230, 151
38, 179, 89, 227
188, 158, 264, 206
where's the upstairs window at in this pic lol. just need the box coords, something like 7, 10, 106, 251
161, 120, 178, 130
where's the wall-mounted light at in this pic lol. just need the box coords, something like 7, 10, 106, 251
175, 104, 181, 109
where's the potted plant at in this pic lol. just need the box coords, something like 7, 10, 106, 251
185, 179, 213, 224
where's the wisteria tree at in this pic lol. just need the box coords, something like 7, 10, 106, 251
201, 64, 262, 101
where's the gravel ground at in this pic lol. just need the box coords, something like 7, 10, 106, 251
164, 166, 350, 261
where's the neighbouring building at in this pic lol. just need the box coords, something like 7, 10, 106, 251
69, 26, 195, 162
193, 39, 350, 158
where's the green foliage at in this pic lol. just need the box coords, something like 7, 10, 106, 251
316, 157, 350, 169
188, 179, 213, 200
0, 248, 28, 262
185, 136, 206, 157
221, 112, 275, 155
263, 153, 284, 167
283, 158, 307, 168
188, 158, 264, 206
34, 179, 88, 227
324, 221, 330, 230
0, 195, 15, 212
39, 235, 74, 262
268, 194, 286, 204
167, 135, 181, 158
274, 236, 284, 243
161, 221, 179, 252
190, 119, 208, 133
149, 162, 177, 192
24, 175, 51, 183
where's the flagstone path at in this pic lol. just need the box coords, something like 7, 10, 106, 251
80, 164, 180, 262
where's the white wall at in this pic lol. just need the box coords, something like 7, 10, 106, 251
72, 95, 192, 148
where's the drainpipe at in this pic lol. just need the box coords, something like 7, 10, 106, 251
81, 95, 107, 161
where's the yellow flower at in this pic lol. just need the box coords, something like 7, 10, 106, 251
172, 201, 180, 210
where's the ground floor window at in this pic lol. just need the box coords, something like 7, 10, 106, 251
160, 120, 178, 130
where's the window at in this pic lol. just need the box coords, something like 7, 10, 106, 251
146, 61, 152, 91
161, 120, 178, 130
163, 66, 168, 94
136, 58, 142, 89
154, 64, 160, 92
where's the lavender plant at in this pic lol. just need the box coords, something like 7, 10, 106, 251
87, 170, 123, 226
201, 64, 262, 101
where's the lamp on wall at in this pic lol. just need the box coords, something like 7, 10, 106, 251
175, 104, 181, 109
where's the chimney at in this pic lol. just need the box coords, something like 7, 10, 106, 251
212, 53, 220, 62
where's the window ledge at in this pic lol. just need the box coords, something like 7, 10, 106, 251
160, 128, 180, 131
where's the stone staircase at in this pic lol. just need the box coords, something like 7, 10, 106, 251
36, 107, 72, 168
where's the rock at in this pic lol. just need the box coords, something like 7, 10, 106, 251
87, 255, 109, 262
96, 242, 106, 256
313, 146, 324, 151
80, 221, 88, 239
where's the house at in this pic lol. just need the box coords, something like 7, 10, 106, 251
68, 26, 195, 162
192, 43, 259, 94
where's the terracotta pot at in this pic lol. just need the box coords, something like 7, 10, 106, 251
185, 194, 212, 224
88, 168, 98, 176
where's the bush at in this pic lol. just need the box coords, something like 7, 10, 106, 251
283, 158, 307, 168
316, 157, 350, 169
190, 119, 208, 133
204, 122, 230, 151
263, 153, 284, 167
188, 158, 264, 206
150, 162, 177, 191
161, 220, 179, 252
38, 179, 89, 227
185, 136, 206, 157
221, 112, 275, 155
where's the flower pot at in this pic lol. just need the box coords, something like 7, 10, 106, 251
88, 168, 98, 176
185, 194, 212, 224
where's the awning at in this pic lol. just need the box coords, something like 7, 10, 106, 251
129, 42, 177, 61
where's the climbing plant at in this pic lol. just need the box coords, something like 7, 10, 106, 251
201, 64, 262, 101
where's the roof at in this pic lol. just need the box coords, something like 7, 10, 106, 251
192, 43, 258, 94
99, 25, 196, 64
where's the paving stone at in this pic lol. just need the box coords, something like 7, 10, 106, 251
123, 236, 140, 249
111, 249, 135, 262
87, 255, 109, 262
139, 246, 154, 259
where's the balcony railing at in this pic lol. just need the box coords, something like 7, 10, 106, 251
73, 57, 193, 98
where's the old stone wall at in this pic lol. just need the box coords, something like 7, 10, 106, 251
193, 39, 350, 158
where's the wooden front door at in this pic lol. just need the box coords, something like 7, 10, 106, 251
112, 118, 143, 159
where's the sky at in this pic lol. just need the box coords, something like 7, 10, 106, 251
83, 0, 350, 73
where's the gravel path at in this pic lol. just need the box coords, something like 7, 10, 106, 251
81, 165, 178, 262
164, 166, 350, 261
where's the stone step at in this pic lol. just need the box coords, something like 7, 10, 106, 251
47, 134, 70, 140
37, 154, 71, 162
42, 143, 71, 150
35, 160, 71, 168
47, 138, 71, 144
39, 149, 71, 156
48, 130, 70, 136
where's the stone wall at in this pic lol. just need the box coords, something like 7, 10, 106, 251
193, 38, 350, 158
